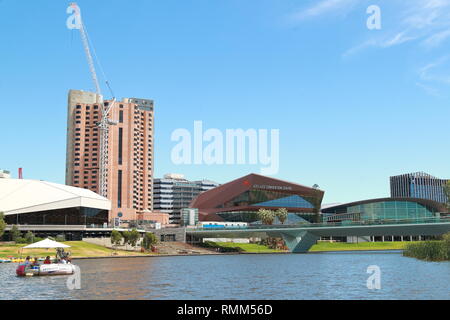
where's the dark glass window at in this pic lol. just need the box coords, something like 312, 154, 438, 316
118, 170, 123, 208
118, 128, 123, 165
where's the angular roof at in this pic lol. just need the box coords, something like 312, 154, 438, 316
190, 173, 324, 211
0, 179, 111, 215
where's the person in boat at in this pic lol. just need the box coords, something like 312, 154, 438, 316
44, 256, 52, 265
23, 256, 31, 265
32, 257, 40, 267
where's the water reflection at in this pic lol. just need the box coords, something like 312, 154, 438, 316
0, 253, 449, 300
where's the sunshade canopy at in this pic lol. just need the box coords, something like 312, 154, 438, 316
23, 238, 71, 249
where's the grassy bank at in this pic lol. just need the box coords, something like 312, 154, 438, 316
310, 241, 412, 252
0, 241, 153, 259
212, 241, 415, 253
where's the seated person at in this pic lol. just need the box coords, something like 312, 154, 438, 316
44, 256, 52, 264
23, 256, 31, 265
32, 257, 40, 267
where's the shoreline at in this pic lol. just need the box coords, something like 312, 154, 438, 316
70, 248, 405, 260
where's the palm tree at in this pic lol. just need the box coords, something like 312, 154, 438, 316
275, 208, 288, 225
257, 209, 275, 225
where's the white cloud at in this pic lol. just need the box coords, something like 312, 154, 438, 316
289, 0, 359, 22
421, 29, 450, 47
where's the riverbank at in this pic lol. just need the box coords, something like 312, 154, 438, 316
0, 240, 422, 260
0, 241, 154, 259
213, 241, 414, 253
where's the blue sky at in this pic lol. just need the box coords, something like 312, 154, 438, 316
1, 0, 449, 204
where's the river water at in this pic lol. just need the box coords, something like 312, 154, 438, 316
0, 252, 449, 300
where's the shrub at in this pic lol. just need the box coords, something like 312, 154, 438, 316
404, 241, 449, 261
141, 232, 157, 250
10, 225, 21, 242
0, 212, 5, 239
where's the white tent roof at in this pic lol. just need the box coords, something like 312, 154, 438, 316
0, 179, 111, 216
23, 238, 71, 249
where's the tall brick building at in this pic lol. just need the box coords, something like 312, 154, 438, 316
65, 89, 154, 223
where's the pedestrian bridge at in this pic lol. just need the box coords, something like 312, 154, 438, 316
186, 217, 450, 253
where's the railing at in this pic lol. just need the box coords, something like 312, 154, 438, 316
190, 216, 450, 232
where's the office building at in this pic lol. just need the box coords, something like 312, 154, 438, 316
390, 172, 449, 204
153, 174, 219, 224
65, 90, 154, 223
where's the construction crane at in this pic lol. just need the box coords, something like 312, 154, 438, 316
69, 2, 116, 198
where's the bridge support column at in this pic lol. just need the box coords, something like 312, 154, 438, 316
281, 231, 319, 253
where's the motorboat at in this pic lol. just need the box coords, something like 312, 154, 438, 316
15, 238, 77, 277
16, 263, 76, 277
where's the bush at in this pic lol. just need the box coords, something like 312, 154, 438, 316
10, 225, 21, 242
141, 232, 157, 250
0, 212, 5, 239
24, 231, 36, 244
198, 241, 243, 253
15, 237, 28, 244
404, 240, 449, 261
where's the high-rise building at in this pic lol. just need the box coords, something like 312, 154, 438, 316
390, 172, 449, 204
153, 174, 220, 225
65, 90, 155, 222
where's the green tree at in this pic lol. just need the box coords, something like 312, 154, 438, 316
128, 229, 141, 248
444, 181, 450, 211
142, 232, 157, 250
111, 230, 123, 248
24, 231, 35, 244
122, 231, 131, 250
10, 225, 21, 242
0, 212, 5, 239
257, 209, 275, 225
275, 208, 289, 225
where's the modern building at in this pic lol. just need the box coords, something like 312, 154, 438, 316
153, 174, 219, 224
65, 90, 155, 223
0, 178, 111, 226
390, 172, 449, 204
321, 197, 446, 242
189, 173, 325, 223
0, 170, 11, 179
322, 198, 445, 222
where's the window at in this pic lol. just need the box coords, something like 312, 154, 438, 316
118, 170, 123, 208
118, 127, 123, 165
119, 110, 124, 123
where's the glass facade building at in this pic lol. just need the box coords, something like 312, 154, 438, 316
4, 207, 109, 226
322, 198, 445, 223
390, 172, 449, 204
153, 174, 219, 224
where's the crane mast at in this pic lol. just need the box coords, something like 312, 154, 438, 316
70, 2, 115, 198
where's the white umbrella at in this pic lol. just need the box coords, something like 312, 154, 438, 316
22, 238, 71, 249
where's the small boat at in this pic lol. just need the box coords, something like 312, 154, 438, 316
0, 259, 12, 263
16, 264, 76, 277
16, 238, 76, 277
